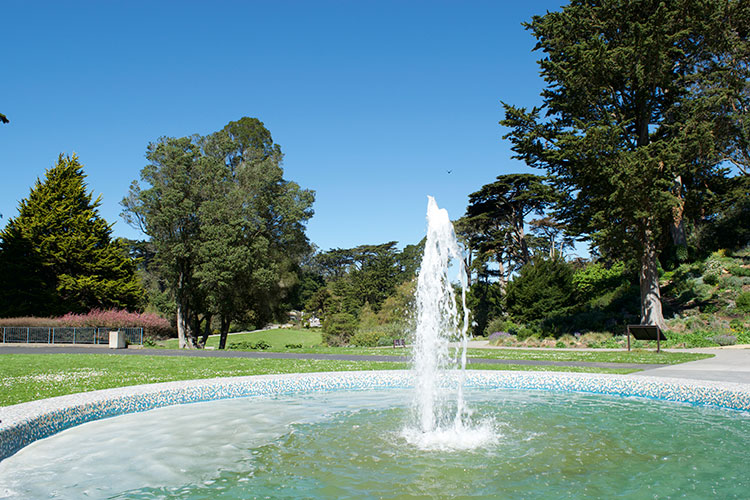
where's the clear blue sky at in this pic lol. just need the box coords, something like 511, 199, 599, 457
2, 0, 566, 253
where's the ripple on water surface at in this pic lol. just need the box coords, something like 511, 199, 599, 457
1, 388, 749, 499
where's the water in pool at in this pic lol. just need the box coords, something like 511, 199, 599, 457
1, 388, 749, 499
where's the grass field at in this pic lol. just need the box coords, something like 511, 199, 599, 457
0, 329, 713, 406
0, 354, 405, 407
160, 328, 322, 350
158, 328, 712, 366
0, 353, 647, 407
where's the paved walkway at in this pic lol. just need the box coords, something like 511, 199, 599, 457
0, 344, 664, 371
635, 347, 750, 384
4, 343, 750, 382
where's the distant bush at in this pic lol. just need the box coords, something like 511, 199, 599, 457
57, 309, 173, 338
728, 265, 750, 277
710, 334, 737, 346
228, 340, 271, 350
736, 292, 750, 313
322, 313, 359, 346
572, 261, 627, 302
285, 343, 303, 349
0, 309, 174, 339
505, 257, 575, 324
350, 322, 406, 347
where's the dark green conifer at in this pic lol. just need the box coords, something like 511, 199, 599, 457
0, 154, 144, 316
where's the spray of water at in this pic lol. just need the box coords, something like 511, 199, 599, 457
402, 196, 496, 451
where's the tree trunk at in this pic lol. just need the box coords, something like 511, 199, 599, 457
639, 229, 667, 331
198, 313, 212, 347
218, 316, 230, 350
497, 259, 507, 293
175, 300, 198, 349
670, 175, 688, 260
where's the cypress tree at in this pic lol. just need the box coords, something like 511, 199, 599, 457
0, 154, 144, 316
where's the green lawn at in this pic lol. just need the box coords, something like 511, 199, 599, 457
158, 328, 712, 366
0, 354, 404, 407
1, 352, 648, 407
160, 328, 322, 350
0, 329, 713, 406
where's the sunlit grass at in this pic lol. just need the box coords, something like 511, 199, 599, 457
2, 351, 653, 406
158, 329, 712, 365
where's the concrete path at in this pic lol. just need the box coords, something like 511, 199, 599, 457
635, 347, 750, 384
0, 344, 664, 371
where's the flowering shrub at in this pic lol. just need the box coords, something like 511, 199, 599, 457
57, 309, 173, 338
0, 309, 174, 339
488, 331, 514, 346
488, 331, 511, 340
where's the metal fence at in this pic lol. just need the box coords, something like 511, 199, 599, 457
1, 327, 144, 345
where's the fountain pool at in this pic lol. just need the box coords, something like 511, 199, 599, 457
1, 373, 750, 499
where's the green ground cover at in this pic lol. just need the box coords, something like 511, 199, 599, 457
158, 329, 711, 365
159, 328, 322, 350
1, 352, 650, 406
0, 354, 404, 407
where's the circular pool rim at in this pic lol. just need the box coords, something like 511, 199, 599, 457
2, 370, 749, 461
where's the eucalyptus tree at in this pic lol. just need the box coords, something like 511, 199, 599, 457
123, 118, 314, 349
198, 118, 315, 349
122, 136, 210, 348
501, 0, 749, 329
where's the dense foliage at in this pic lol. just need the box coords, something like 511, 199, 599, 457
501, 0, 750, 330
122, 117, 314, 348
0, 154, 144, 316
505, 257, 575, 324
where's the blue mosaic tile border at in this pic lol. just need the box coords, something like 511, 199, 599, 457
2, 370, 749, 462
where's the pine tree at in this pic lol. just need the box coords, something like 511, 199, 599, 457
0, 154, 144, 316
501, 0, 749, 329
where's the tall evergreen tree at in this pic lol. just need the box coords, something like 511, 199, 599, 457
501, 0, 749, 329
0, 154, 144, 316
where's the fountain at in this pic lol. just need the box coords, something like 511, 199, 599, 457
402, 196, 495, 450
1, 198, 749, 498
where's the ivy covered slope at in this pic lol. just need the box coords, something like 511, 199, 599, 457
0, 154, 144, 316
661, 247, 750, 346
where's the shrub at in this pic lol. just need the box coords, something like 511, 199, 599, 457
351, 322, 407, 347
736, 292, 750, 313
350, 330, 382, 347
702, 271, 720, 286
572, 261, 627, 302
488, 331, 514, 346
710, 334, 737, 346
228, 340, 271, 350
728, 265, 750, 277
285, 343, 303, 349
57, 309, 174, 338
0, 309, 174, 338
322, 313, 359, 346
505, 257, 575, 323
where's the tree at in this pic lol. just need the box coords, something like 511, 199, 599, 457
0, 154, 144, 316
122, 136, 208, 348
122, 118, 314, 348
462, 174, 555, 289
501, 0, 749, 329
198, 118, 315, 349
505, 257, 575, 324
528, 216, 575, 259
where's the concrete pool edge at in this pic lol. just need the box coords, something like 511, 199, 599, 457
2, 370, 750, 462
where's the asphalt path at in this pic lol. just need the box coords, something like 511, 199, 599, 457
0, 344, 666, 371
